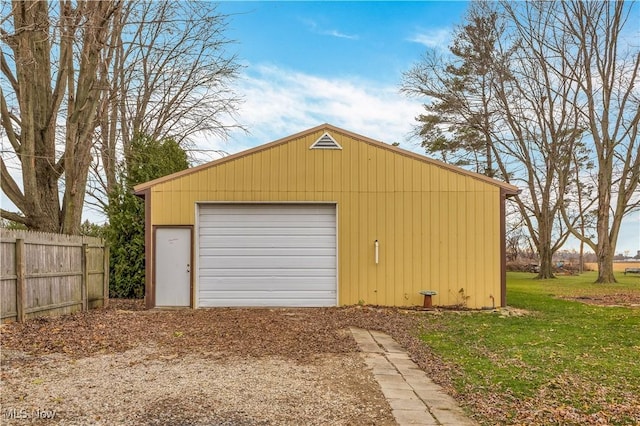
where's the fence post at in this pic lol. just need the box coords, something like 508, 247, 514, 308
15, 239, 26, 323
81, 243, 88, 312
103, 244, 109, 308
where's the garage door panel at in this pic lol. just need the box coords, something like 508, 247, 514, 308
201, 205, 333, 216
198, 291, 337, 307
200, 247, 336, 256
199, 221, 335, 229
199, 300, 335, 308
199, 256, 335, 269
199, 235, 336, 248
200, 213, 333, 226
199, 277, 335, 291
199, 215, 336, 225
200, 227, 335, 236
200, 290, 336, 299
199, 268, 335, 277
197, 204, 337, 307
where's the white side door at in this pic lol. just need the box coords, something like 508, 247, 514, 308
155, 227, 191, 307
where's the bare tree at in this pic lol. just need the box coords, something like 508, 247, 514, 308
500, 0, 639, 283
491, 1, 588, 278
403, 1, 638, 281
555, 1, 640, 283
505, 205, 529, 262
93, 1, 242, 205
1, 1, 120, 233
402, 2, 581, 278
562, 145, 598, 274
1, 1, 242, 233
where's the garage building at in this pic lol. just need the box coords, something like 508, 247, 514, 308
134, 124, 519, 309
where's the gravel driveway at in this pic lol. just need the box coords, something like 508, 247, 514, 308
1, 302, 426, 425
1, 346, 391, 425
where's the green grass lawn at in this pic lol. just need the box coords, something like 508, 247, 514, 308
420, 272, 640, 425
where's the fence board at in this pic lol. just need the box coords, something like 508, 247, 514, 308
0, 229, 109, 323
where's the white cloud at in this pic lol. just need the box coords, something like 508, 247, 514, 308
408, 28, 452, 50
301, 18, 359, 40
205, 64, 424, 154
320, 29, 359, 40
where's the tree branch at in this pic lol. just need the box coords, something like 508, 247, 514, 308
0, 48, 19, 95
0, 88, 21, 152
0, 209, 28, 225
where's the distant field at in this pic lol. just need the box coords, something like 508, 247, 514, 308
584, 262, 640, 272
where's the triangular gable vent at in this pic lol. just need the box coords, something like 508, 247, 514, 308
310, 132, 342, 150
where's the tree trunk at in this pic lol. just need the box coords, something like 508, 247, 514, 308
484, 131, 494, 178
594, 184, 619, 283
535, 214, 556, 279
1, 1, 120, 234
579, 239, 584, 274
537, 243, 555, 279
11, 1, 62, 233
596, 241, 616, 283
593, 155, 618, 283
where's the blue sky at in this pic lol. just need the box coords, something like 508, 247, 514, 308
1, 1, 638, 254
219, 1, 467, 83
198, 1, 638, 255
206, 1, 468, 154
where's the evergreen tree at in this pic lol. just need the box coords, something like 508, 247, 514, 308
106, 135, 189, 298
403, 6, 503, 177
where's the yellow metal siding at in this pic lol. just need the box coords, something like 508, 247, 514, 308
149, 130, 502, 308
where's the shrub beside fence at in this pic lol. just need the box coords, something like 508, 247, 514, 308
0, 229, 109, 323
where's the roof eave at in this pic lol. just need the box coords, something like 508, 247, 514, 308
132, 123, 521, 195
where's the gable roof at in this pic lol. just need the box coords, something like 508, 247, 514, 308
133, 123, 520, 196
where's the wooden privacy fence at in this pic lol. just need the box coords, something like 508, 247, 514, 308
0, 229, 109, 323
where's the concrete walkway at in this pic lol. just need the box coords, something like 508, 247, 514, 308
350, 327, 478, 426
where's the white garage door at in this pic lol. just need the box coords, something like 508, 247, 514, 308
197, 204, 337, 307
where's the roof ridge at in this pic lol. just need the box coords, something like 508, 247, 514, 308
133, 123, 519, 195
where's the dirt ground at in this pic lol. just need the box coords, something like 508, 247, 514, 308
563, 293, 640, 307
1, 301, 432, 426
5, 298, 640, 426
